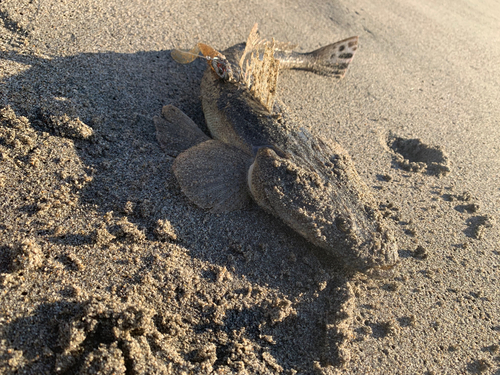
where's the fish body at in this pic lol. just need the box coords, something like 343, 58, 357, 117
156, 30, 398, 271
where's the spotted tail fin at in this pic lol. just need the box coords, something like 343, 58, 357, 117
277, 36, 358, 79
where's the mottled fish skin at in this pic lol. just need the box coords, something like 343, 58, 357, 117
199, 38, 398, 271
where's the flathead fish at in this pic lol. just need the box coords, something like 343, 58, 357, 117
155, 25, 398, 271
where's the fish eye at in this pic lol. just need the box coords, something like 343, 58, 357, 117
211, 59, 227, 79
217, 64, 225, 77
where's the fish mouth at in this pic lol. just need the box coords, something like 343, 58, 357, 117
346, 232, 399, 272
370, 240, 399, 270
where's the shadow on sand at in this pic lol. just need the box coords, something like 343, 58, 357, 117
1, 45, 351, 373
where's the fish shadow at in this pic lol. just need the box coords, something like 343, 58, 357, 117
2, 49, 351, 372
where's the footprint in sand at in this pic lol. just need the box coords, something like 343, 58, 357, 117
388, 136, 450, 176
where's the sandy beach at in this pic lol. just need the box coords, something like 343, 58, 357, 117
1, 0, 499, 373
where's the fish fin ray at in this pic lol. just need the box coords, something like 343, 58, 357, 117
244, 39, 280, 112
173, 140, 253, 213
171, 45, 202, 64
239, 23, 264, 70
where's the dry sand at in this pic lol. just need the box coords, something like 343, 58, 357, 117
1, 0, 499, 374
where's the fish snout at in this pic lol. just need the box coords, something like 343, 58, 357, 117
348, 227, 399, 271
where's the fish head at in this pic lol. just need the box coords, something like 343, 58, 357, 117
209, 56, 232, 80
207, 56, 242, 84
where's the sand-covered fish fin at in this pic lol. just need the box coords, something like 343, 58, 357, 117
242, 39, 280, 112
303, 36, 358, 78
238, 23, 265, 71
173, 140, 253, 213
154, 105, 210, 157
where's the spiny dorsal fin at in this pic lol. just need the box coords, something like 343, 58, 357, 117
243, 38, 280, 112
238, 23, 265, 71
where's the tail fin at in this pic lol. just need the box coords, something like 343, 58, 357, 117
279, 36, 358, 79
307, 36, 358, 78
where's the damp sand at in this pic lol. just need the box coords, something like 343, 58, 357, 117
1, 0, 499, 374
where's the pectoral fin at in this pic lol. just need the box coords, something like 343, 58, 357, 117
173, 140, 253, 213
154, 105, 209, 156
